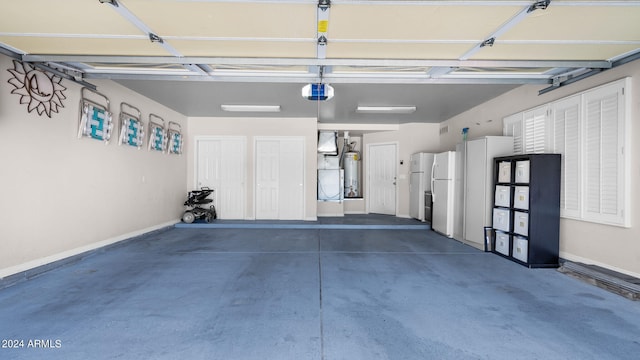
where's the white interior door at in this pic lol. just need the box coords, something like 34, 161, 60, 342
368, 143, 397, 215
196, 137, 246, 219
256, 140, 280, 219
278, 138, 305, 220
219, 139, 246, 219
255, 137, 305, 220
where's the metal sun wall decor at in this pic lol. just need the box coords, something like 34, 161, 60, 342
7, 60, 67, 118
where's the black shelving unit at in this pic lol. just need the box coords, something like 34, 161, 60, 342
491, 154, 561, 268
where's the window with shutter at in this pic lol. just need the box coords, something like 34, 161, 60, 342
502, 78, 630, 227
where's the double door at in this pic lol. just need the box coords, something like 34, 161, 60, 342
255, 137, 305, 220
197, 137, 246, 219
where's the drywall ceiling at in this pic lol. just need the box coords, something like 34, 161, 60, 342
114, 80, 517, 123
1, 0, 639, 125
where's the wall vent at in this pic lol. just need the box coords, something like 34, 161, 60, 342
439, 125, 449, 135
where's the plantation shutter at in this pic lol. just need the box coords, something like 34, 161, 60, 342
552, 96, 581, 218
503, 113, 524, 154
523, 106, 548, 153
583, 84, 624, 225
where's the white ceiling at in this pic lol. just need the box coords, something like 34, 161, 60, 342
1, 0, 639, 124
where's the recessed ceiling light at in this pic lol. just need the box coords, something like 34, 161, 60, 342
221, 105, 281, 112
356, 106, 416, 114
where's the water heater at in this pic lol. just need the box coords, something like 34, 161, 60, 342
344, 151, 361, 198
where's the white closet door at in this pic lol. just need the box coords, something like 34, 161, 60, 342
255, 137, 305, 220
196, 137, 246, 219
197, 140, 221, 190
278, 138, 305, 220
219, 138, 246, 219
256, 140, 280, 220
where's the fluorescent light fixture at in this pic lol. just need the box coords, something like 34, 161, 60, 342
221, 105, 281, 112
356, 106, 416, 114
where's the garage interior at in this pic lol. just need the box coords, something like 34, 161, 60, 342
1, 0, 640, 359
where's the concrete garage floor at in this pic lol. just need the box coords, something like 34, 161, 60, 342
1, 216, 640, 359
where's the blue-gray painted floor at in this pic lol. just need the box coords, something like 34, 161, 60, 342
1, 219, 640, 359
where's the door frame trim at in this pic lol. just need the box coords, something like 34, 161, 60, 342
365, 141, 399, 216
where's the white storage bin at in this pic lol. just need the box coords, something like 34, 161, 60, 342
498, 161, 512, 183
513, 211, 529, 236
494, 185, 511, 207
495, 231, 510, 256
512, 236, 528, 263
493, 208, 511, 232
515, 160, 530, 183
513, 186, 530, 210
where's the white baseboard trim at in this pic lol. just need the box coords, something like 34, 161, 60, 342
560, 251, 640, 280
0, 220, 178, 280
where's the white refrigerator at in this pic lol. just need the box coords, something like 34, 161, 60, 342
409, 152, 435, 222
431, 151, 455, 237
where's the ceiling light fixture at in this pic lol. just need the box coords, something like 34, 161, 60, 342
221, 105, 281, 112
356, 106, 416, 114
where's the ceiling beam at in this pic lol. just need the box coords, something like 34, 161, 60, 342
21, 55, 612, 69
84, 72, 549, 84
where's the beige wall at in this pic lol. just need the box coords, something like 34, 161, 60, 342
0, 55, 187, 278
439, 60, 640, 277
363, 122, 441, 218
186, 117, 318, 220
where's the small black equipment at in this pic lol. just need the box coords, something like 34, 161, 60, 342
182, 187, 217, 223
